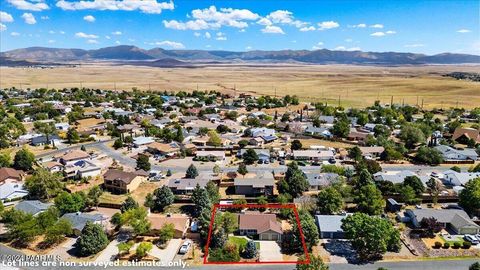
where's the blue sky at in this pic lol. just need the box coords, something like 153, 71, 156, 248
0, 0, 478, 54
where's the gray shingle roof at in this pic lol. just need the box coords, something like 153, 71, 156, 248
15, 200, 53, 216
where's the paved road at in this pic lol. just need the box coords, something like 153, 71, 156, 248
35, 139, 114, 160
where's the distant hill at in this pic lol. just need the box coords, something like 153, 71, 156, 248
1, 45, 479, 65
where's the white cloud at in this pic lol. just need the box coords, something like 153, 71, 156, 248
83, 15, 95, 22
193, 32, 201, 37
128, 38, 135, 42
151, 40, 185, 49
404, 44, 425, 48
261, 25, 284, 34
87, 39, 98, 44
245, 46, 252, 50
457, 29, 471, 33
6, 0, 49, 11
317, 21, 339, 30
370, 31, 385, 37
0, 11, 14, 23
385, 30, 396, 34
300, 26, 315, 32
205, 32, 211, 39
41, 15, 49, 20
312, 42, 324, 50
75, 32, 99, 39
21, 13, 36, 24
345, 38, 353, 42
334, 46, 361, 51
115, 40, 121, 44
105, 35, 111, 39
56, 0, 174, 14
48, 39, 55, 43
257, 17, 272, 26
0, 23, 6, 32
216, 32, 226, 40
111, 31, 122, 35
10, 31, 20, 36
351, 23, 366, 28
59, 31, 65, 34
48, 30, 55, 34
164, 5, 259, 30
370, 24, 384, 28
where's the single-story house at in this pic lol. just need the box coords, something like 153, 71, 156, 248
373, 170, 429, 186
0, 182, 28, 202
234, 172, 274, 196
133, 136, 155, 147
31, 135, 61, 146
15, 200, 53, 216
405, 209, 480, 235
434, 145, 478, 161
292, 150, 335, 161
452, 127, 480, 144
315, 214, 350, 239
168, 178, 210, 194
56, 150, 90, 166
148, 214, 190, 238
195, 151, 225, 161
250, 127, 275, 138
359, 146, 385, 159
306, 173, 340, 190
238, 211, 282, 241
238, 148, 270, 162
146, 141, 180, 156
62, 212, 108, 234
64, 160, 101, 179
442, 170, 480, 186
103, 169, 147, 194
43, 161, 64, 173
0, 167, 24, 184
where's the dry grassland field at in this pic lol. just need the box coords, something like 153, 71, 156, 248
1, 63, 479, 108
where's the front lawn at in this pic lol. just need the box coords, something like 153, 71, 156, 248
228, 236, 248, 251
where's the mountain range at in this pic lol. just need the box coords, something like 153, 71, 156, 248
1, 45, 479, 66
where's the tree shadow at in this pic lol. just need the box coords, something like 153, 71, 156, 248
323, 239, 359, 264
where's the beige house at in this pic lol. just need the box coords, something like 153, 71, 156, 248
238, 211, 283, 241
148, 213, 190, 238
103, 169, 146, 194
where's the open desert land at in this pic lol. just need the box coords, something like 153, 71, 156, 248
1, 63, 479, 108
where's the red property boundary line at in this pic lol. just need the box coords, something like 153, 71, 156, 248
203, 203, 310, 265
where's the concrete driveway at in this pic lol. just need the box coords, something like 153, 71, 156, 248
149, 239, 182, 263
258, 241, 283, 262
95, 239, 119, 262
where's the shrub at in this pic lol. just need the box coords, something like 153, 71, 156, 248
453, 242, 461, 249
443, 242, 450, 249
463, 242, 472, 249
433, 241, 442, 249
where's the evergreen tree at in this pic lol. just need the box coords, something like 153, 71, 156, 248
191, 184, 211, 217
76, 221, 109, 256
186, 164, 199, 178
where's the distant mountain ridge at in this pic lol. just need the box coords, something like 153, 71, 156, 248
1, 45, 479, 65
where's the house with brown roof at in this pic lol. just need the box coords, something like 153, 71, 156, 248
0, 167, 24, 184
238, 211, 282, 241
146, 142, 180, 157
56, 150, 90, 165
148, 213, 190, 238
452, 127, 480, 144
103, 169, 146, 194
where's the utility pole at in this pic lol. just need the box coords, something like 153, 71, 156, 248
114, 82, 116, 91
338, 95, 341, 107
233, 84, 236, 98
421, 98, 424, 110
390, 96, 393, 108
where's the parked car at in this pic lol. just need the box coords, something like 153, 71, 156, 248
178, 240, 192, 254
328, 158, 336, 164
279, 159, 285, 165
475, 234, 480, 241
464, 234, 479, 245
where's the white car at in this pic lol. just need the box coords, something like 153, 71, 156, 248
178, 240, 192, 254
475, 234, 480, 241
464, 234, 479, 245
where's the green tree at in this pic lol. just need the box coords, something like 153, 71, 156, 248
121, 207, 151, 236
3, 209, 39, 246
296, 255, 329, 270
237, 162, 248, 176
136, 154, 151, 171
207, 130, 222, 147
316, 187, 344, 214
211, 227, 227, 249
149, 186, 174, 212
25, 168, 64, 200
0, 152, 12, 167
244, 240, 259, 259
158, 223, 175, 244
112, 138, 124, 149
278, 162, 308, 199
470, 262, 480, 270
290, 210, 319, 251
242, 148, 258, 165
459, 177, 480, 215
87, 186, 103, 209
66, 128, 80, 144
212, 164, 221, 175
76, 221, 109, 256
120, 196, 139, 213
117, 241, 133, 255
34, 121, 57, 147
426, 178, 440, 205
415, 146, 443, 165
401, 185, 419, 205
175, 125, 184, 143
331, 118, 350, 138
291, 139, 303, 150
380, 146, 403, 161
191, 184, 211, 217
342, 213, 401, 261
348, 146, 363, 162
219, 212, 238, 234
206, 181, 220, 204
135, 242, 153, 258
403, 176, 425, 196
44, 218, 73, 246
54, 191, 86, 214
186, 164, 199, 178
399, 125, 426, 149
13, 148, 35, 171
36, 207, 59, 232
354, 183, 385, 215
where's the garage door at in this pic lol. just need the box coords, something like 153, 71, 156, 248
271, 234, 278, 241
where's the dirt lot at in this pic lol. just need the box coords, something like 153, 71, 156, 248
1, 64, 479, 109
